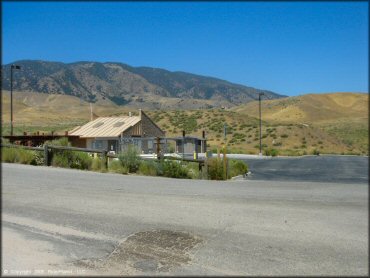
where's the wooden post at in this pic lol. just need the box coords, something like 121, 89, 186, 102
102, 151, 108, 169
44, 144, 49, 166
204, 157, 208, 180
156, 137, 161, 160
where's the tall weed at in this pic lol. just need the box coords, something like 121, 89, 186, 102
138, 160, 159, 176
109, 159, 128, 174
1, 147, 37, 165
118, 145, 141, 173
228, 159, 248, 178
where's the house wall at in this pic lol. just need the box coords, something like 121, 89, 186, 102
70, 111, 165, 154
121, 123, 141, 137
87, 138, 118, 152
176, 138, 207, 154
68, 136, 87, 148
140, 110, 165, 138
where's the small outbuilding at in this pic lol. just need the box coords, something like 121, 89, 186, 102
174, 136, 207, 155
68, 109, 165, 154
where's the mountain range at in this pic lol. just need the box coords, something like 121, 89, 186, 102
1, 60, 285, 109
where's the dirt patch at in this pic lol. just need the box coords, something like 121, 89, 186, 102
74, 229, 202, 275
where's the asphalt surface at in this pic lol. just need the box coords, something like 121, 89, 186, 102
2, 163, 369, 276
241, 155, 369, 183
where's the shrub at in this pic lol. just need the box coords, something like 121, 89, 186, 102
69, 151, 92, 170
32, 151, 44, 166
118, 145, 141, 173
46, 137, 92, 170
2, 147, 18, 163
18, 149, 37, 164
91, 156, 107, 172
109, 159, 128, 174
1, 147, 37, 165
162, 160, 190, 179
51, 150, 92, 170
264, 148, 279, 156
45, 137, 69, 147
281, 134, 289, 138
207, 157, 225, 180
138, 160, 159, 176
51, 153, 70, 168
228, 159, 248, 178
185, 162, 201, 179
312, 149, 320, 155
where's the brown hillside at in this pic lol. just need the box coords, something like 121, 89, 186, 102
232, 93, 368, 124
1, 91, 368, 155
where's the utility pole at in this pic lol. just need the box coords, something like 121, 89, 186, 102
182, 130, 185, 160
259, 92, 264, 156
10, 65, 21, 136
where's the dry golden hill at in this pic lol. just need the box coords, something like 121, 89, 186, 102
232, 92, 368, 125
1, 90, 129, 125
1, 91, 368, 155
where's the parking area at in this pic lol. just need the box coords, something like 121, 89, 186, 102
241, 155, 368, 183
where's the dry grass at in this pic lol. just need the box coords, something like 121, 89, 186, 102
1, 91, 367, 155
232, 92, 368, 125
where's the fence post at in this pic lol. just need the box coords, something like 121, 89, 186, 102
156, 137, 161, 160
102, 151, 108, 169
223, 145, 227, 180
44, 144, 49, 166
204, 153, 208, 180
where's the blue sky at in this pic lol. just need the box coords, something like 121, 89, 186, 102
2, 1, 368, 96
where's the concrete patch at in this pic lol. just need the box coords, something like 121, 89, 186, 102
74, 229, 202, 275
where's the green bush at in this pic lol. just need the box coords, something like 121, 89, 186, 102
162, 160, 190, 179
45, 137, 69, 146
91, 156, 107, 172
70, 151, 92, 170
228, 159, 248, 178
51, 152, 70, 168
118, 145, 141, 173
51, 150, 92, 170
18, 149, 36, 164
207, 157, 225, 180
109, 159, 128, 174
46, 137, 92, 170
2, 147, 18, 163
1, 147, 37, 164
312, 149, 320, 155
185, 162, 201, 179
138, 160, 159, 176
32, 151, 44, 165
264, 148, 279, 157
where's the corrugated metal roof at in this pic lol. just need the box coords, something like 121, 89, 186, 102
69, 116, 141, 138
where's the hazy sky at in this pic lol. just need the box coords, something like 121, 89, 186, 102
2, 1, 368, 96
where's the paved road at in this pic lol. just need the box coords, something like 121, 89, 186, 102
2, 163, 368, 276
241, 155, 368, 183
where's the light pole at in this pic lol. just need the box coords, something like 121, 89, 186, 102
258, 92, 264, 156
10, 65, 21, 136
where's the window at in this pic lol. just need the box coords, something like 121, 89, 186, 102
92, 122, 104, 128
93, 140, 103, 149
148, 140, 153, 149
113, 121, 125, 127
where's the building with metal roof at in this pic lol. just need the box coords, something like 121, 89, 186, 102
69, 109, 165, 154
